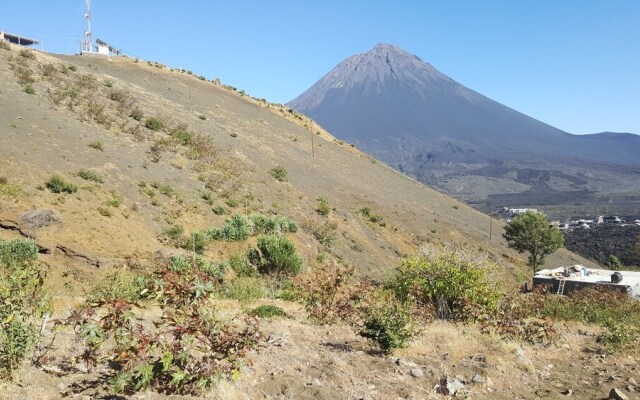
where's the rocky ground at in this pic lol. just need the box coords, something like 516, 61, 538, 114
564, 224, 640, 267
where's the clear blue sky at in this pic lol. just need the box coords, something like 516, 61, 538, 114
2, 1, 638, 134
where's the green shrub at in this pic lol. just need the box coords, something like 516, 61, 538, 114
144, 117, 164, 131
189, 232, 208, 255
252, 235, 303, 276
0, 238, 49, 380
163, 224, 185, 247
88, 267, 149, 302
45, 175, 77, 194
316, 196, 332, 216
212, 205, 225, 215
0, 180, 22, 198
23, 84, 35, 94
106, 191, 122, 207
598, 321, 640, 351
224, 276, 264, 303
359, 291, 415, 353
359, 207, 385, 226
206, 214, 251, 242
249, 214, 297, 234
170, 124, 193, 145
201, 192, 214, 205
76, 169, 103, 183
269, 166, 288, 182
247, 305, 287, 319
229, 252, 257, 277
388, 244, 501, 320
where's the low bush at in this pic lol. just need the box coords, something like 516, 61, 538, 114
65, 255, 257, 395
269, 166, 288, 182
252, 235, 303, 277
302, 218, 338, 247
0, 180, 22, 198
88, 267, 149, 303
229, 252, 257, 277
170, 123, 193, 145
358, 290, 415, 353
129, 107, 144, 121
0, 238, 49, 380
316, 196, 332, 216
206, 214, 251, 242
387, 243, 501, 320
144, 117, 164, 131
247, 305, 287, 319
23, 84, 35, 94
249, 213, 297, 234
212, 205, 225, 215
45, 175, 77, 194
19, 49, 35, 59
223, 276, 264, 303
296, 263, 370, 324
76, 168, 103, 183
359, 207, 385, 226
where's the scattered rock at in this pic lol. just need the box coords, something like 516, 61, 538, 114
563, 388, 573, 396
394, 358, 418, 368
20, 209, 61, 231
472, 374, 486, 384
437, 376, 464, 396
629, 378, 638, 385
267, 332, 289, 346
410, 368, 424, 378
609, 388, 629, 400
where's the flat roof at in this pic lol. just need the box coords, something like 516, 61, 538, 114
1, 31, 40, 46
535, 266, 640, 287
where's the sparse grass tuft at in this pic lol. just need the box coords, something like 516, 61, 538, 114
247, 304, 287, 319
88, 140, 104, 151
316, 196, 332, 216
76, 169, 103, 183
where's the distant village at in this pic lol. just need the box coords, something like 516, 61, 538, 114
498, 207, 640, 231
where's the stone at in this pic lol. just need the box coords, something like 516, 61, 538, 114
410, 368, 424, 378
563, 389, 573, 396
440, 377, 464, 396
609, 388, 629, 400
472, 374, 486, 384
629, 378, 638, 385
394, 358, 418, 368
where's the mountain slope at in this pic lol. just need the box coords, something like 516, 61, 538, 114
288, 44, 640, 215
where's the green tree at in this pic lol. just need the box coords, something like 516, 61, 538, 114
503, 211, 564, 274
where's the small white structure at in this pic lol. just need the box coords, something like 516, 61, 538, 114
1, 30, 42, 50
534, 265, 640, 297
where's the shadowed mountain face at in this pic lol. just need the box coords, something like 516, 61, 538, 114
288, 44, 640, 215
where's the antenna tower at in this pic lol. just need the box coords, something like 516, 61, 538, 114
82, 0, 93, 53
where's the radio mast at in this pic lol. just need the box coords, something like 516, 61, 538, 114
81, 0, 93, 53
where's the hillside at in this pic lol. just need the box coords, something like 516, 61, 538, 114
0, 46, 591, 278
288, 44, 640, 217
4, 45, 638, 400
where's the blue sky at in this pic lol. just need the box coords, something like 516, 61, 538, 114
2, 1, 638, 134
